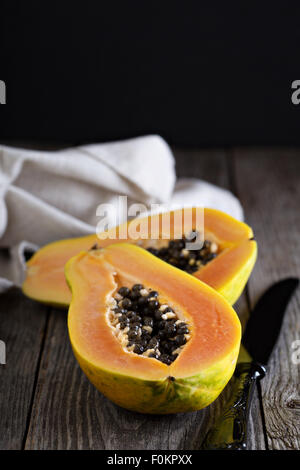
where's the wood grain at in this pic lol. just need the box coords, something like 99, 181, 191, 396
0, 288, 48, 449
234, 148, 300, 450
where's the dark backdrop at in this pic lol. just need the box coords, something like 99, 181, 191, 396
1, 1, 300, 147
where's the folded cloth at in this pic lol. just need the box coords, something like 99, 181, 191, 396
0, 135, 243, 291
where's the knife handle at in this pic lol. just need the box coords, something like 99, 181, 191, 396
201, 361, 266, 450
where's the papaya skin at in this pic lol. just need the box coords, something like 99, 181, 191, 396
22, 208, 257, 307
66, 244, 241, 414
73, 347, 239, 414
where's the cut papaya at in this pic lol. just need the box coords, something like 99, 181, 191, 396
23, 208, 257, 307
66, 243, 241, 414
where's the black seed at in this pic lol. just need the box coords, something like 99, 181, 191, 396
149, 352, 159, 359
118, 314, 128, 322
161, 340, 171, 353
148, 300, 159, 310
148, 337, 160, 349
132, 283, 144, 291
148, 290, 158, 298
157, 330, 166, 340
175, 334, 187, 346
130, 301, 139, 311
147, 236, 217, 273
138, 337, 149, 348
137, 296, 147, 307
154, 310, 163, 321
160, 354, 172, 365
128, 331, 138, 340
178, 259, 188, 268
121, 298, 132, 309
142, 306, 154, 316
187, 266, 197, 274
130, 322, 141, 331
169, 342, 179, 353
170, 248, 181, 258
119, 321, 128, 329
163, 306, 174, 313
143, 317, 154, 328
141, 332, 151, 342
90, 243, 99, 250
127, 311, 137, 319
114, 307, 127, 314
203, 253, 217, 264
134, 315, 142, 322
118, 286, 130, 297
129, 290, 140, 300
166, 341, 178, 354
165, 323, 177, 337
157, 320, 168, 330
177, 326, 189, 335
147, 247, 159, 256
133, 344, 144, 354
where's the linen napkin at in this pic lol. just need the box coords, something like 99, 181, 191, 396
0, 135, 243, 291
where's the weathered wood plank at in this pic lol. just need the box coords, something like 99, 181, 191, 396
174, 148, 230, 188
233, 148, 300, 450
24, 148, 265, 449
0, 287, 48, 449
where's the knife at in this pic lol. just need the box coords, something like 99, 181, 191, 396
201, 277, 299, 450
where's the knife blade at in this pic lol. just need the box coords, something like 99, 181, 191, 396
202, 277, 299, 450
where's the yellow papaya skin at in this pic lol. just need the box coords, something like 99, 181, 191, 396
72, 346, 239, 414
66, 244, 241, 414
23, 208, 257, 307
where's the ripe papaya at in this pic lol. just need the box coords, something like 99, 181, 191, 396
22, 208, 257, 307
66, 243, 241, 414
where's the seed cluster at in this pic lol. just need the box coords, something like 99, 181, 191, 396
147, 233, 218, 274
108, 284, 190, 365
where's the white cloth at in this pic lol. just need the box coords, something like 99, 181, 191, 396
0, 135, 243, 291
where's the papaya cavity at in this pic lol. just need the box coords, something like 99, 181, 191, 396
108, 283, 191, 365
146, 233, 219, 274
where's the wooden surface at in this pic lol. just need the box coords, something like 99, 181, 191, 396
0, 147, 299, 450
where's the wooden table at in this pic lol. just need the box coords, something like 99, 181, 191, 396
0, 147, 299, 450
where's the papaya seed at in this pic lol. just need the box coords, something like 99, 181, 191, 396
108, 284, 190, 365
146, 234, 219, 274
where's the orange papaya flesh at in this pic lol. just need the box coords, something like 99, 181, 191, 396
66, 244, 241, 414
23, 208, 257, 307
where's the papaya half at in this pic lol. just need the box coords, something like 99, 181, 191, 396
22, 208, 257, 307
66, 243, 241, 414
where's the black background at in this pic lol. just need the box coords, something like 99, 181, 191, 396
1, 1, 300, 147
